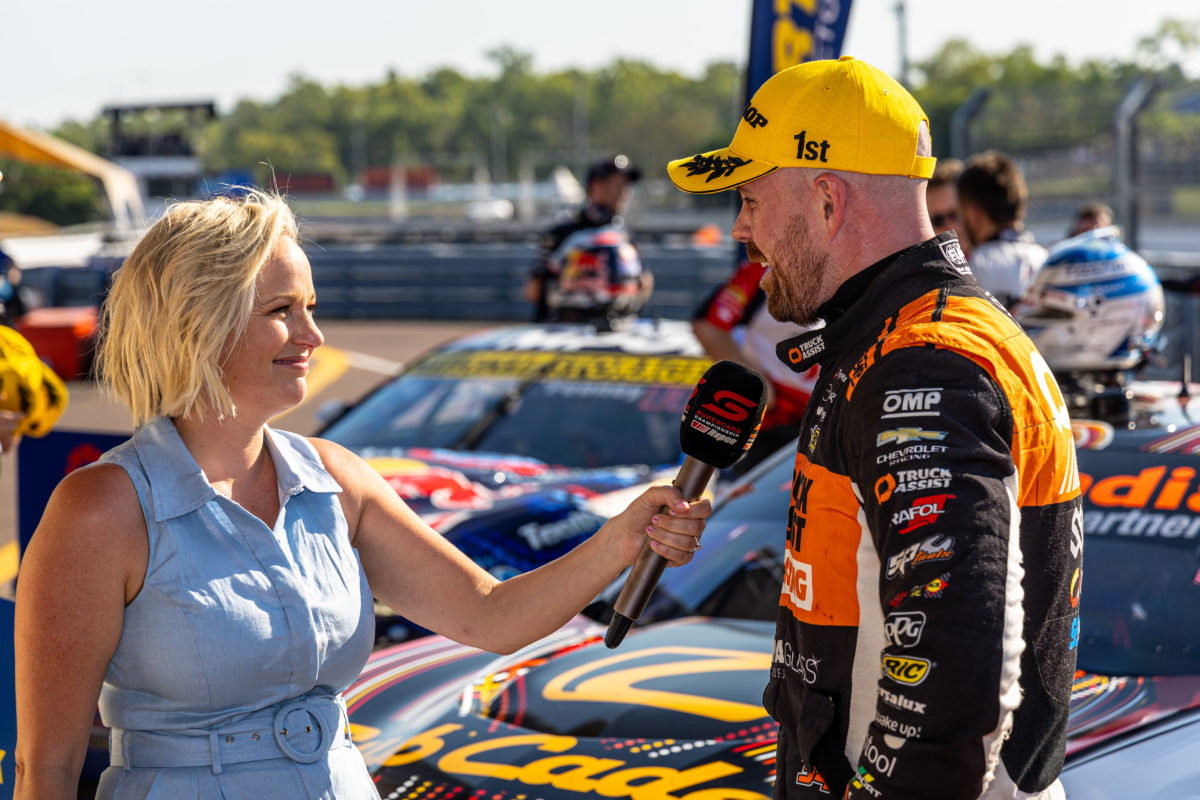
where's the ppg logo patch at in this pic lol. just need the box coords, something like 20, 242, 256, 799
883, 611, 926, 648
939, 238, 970, 273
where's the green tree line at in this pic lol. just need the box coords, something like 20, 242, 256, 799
2, 20, 1196, 227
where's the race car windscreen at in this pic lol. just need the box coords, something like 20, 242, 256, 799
319, 350, 705, 470
1075, 535, 1200, 676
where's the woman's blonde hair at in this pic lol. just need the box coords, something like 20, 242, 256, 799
97, 189, 299, 426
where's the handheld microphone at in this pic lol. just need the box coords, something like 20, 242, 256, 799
604, 360, 767, 648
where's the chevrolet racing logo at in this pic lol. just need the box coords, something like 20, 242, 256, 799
876, 428, 948, 446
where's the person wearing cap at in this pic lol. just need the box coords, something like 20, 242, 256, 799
957, 150, 1048, 309
524, 154, 653, 322
668, 56, 1081, 799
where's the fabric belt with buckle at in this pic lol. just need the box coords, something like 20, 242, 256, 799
109, 693, 351, 775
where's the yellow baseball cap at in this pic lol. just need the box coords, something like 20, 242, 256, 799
668, 56, 936, 194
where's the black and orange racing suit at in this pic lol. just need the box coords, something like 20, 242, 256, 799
767, 233, 1083, 799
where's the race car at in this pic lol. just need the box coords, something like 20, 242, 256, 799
342, 385, 1200, 799
314, 318, 716, 642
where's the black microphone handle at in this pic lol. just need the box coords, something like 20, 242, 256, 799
605, 457, 715, 648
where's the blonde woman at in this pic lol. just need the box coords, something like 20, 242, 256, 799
14, 190, 710, 799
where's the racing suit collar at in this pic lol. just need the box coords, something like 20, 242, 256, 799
774, 233, 966, 374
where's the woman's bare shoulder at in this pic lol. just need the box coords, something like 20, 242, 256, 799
38, 461, 144, 543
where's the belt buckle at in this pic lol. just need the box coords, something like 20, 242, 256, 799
272, 699, 334, 764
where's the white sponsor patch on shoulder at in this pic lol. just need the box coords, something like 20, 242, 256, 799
939, 238, 970, 273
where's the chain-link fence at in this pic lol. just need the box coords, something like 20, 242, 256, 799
951, 74, 1200, 255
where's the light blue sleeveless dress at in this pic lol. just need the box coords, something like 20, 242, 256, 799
94, 417, 379, 799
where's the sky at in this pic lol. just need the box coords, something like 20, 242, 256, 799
2, 0, 1197, 130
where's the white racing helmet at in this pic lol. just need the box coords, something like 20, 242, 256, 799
544, 225, 645, 325
1014, 226, 1164, 372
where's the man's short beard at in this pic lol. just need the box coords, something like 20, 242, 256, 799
763, 208, 829, 327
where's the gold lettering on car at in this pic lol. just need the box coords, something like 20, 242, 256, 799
383, 723, 767, 800
541, 646, 772, 722
410, 351, 708, 387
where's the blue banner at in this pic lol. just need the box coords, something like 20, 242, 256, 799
746, 0, 854, 100
17, 429, 130, 555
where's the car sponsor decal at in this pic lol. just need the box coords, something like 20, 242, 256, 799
1141, 424, 1200, 454
382, 722, 771, 800
366, 457, 498, 510
1079, 464, 1200, 539
1071, 420, 1114, 451
517, 510, 607, 551
410, 350, 709, 386
541, 647, 772, 722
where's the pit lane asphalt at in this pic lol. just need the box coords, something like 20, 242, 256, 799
0, 319, 498, 600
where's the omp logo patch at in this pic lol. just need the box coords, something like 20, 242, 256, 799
883, 655, 932, 685
876, 428, 947, 446
882, 388, 942, 418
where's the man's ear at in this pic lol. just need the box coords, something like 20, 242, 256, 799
812, 173, 847, 238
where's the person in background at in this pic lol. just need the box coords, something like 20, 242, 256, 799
667, 56, 1081, 799
14, 190, 711, 800
957, 150, 1048, 309
0, 250, 28, 325
525, 154, 653, 322
0, 317, 68, 459
926, 157, 965, 247
691, 240, 819, 472
1066, 200, 1115, 238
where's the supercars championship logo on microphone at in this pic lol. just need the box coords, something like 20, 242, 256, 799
683, 368, 764, 457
